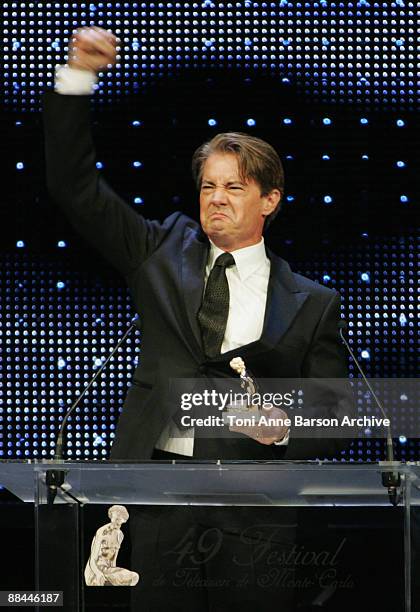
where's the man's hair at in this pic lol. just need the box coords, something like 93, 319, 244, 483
191, 132, 285, 229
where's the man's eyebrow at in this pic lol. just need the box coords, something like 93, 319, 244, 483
201, 178, 246, 185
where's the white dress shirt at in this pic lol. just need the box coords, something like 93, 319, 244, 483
55, 64, 98, 95
54, 65, 288, 456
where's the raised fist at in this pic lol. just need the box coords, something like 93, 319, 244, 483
68, 26, 120, 73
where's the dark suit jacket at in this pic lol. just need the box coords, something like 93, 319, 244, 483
43, 91, 350, 461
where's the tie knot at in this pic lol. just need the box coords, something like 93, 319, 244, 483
214, 252, 235, 269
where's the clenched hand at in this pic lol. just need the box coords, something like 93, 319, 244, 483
68, 26, 120, 74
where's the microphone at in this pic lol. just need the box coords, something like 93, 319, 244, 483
47, 316, 140, 503
54, 315, 140, 461
338, 320, 401, 506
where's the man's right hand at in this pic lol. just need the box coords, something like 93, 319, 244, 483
68, 26, 119, 74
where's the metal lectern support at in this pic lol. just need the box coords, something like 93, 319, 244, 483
35, 470, 84, 612
404, 471, 412, 612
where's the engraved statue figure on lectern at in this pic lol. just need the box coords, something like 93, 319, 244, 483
85, 505, 140, 587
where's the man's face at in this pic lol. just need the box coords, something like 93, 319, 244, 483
199, 153, 280, 251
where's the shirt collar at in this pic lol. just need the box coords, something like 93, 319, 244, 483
207, 238, 268, 282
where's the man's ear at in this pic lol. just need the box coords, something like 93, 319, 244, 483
262, 189, 281, 217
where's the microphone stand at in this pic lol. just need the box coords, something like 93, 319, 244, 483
46, 316, 140, 503
339, 321, 401, 506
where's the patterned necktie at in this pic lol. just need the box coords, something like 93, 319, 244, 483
198, 252, 236, 358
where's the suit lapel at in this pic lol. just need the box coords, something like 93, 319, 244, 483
181, 225, 209, 355
260, 249, 309, 348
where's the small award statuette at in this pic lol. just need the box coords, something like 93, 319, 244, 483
227, 357, 260, 419
229, 357, 259, 396
228, 359, 289, 443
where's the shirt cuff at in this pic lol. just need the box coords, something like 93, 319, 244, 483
55, 64, 98, 95
274, 430, 290, 446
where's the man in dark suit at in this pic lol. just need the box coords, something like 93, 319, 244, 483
43, 26, 354, 612
43, 26, 349, 464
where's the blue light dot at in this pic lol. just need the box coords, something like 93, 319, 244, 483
323, 275, 331, 282
57, 241, 67, 248
16, 241, 25, 248
361, 350, 370, 360
131, 120, 142, 127
246, 118, 256, 127
322, 118, 332, 125
283, 118, 293, 125
134, 197, 144, 205
396, 119, 405, 127
322, 154, 330, 160
56, 282, 65, 290
208, 118, 217, 126
94, 358, 103, 368
16, 162, 24, 170
395, 40, 404, 47
399, 313, 407, 325
286, 195, 295, 202
96, 162, 103, 169
57, 358, 66, 369
362, 154, 369, 160
93, 434, 104, 447
360, 118, 369, 125
133, 161, 143, 168
399, 435, 407, 444
361, 273, 370, 282
323, 195, 333, 204
396, 161, 406, 168
361, 232, 369, 238
400, 195, 409, 203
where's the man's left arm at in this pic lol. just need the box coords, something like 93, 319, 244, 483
228, 291, 353, 455
301, 291, 348, 379
283, 290, 353, 460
